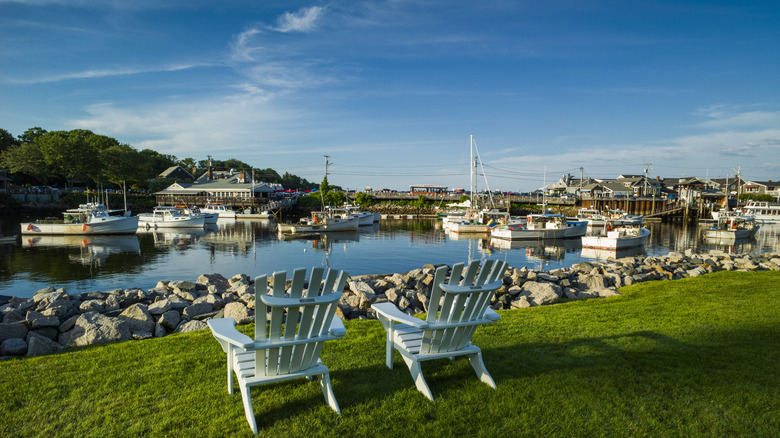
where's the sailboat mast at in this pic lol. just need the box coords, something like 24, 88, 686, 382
470, 134, 476, 209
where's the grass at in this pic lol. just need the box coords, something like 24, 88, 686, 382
2, 270, 779, 437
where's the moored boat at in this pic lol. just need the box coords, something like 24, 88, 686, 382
137, 207, 205, 228
581, 222, 651, 250
703, 214, 759, 240
738, 201, 780, 223
201, 203, 237, 219
277, 211, 359, 234
175, 205, 218, 224
490, 213, 585, 240
21, 203, 139, 235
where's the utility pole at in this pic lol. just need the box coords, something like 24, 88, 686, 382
579, 167, 583, 199
732, 165, 742, 202
323, 155, 331, 181
643, 163, 651, 197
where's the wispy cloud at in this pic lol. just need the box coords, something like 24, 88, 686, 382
694, 104, 780, 128
4, 63, 213, 84
269, 6, 325, 33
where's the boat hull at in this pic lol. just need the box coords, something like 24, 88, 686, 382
137, 216, 205, 228
581, 228, 651, 249
21, 216, 139, 235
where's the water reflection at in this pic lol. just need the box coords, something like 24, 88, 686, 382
0, 218, 776, 299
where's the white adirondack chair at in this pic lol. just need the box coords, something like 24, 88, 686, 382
207, 267, 349, 434
372, 260, 507, 401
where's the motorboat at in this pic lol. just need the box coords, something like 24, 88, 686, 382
21, 203, 139, 235
137, 206, 205, 228
175, 205, 218, 224
490, 213, 586, 240
738, 201, 780, 223
445, 209, 512, 234
277, 210, 359, 234
201, 203, 237, 219
703, 214, 759, 240
581, 222, 651, 250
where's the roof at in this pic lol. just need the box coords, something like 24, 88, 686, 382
159, 165, 194, 180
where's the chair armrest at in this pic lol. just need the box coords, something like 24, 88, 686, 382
439, 280, 503, 294
483, 307, 501, 322
207, 318, 254, 349
371, 302, 428, 329
329, 316, 347, 337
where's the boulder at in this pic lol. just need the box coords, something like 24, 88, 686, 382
177, 320, 207, 333
182, 303, 213, 320
0, 322, 28, 342
148, 299, 173, 315
59, 312, 132, 347
158, 310, 181, 331
118, 303, 156, 333
223, 302, 250, 322
26, 331, 64, 357
521, 281, 562, 306
1, 337, 27, 356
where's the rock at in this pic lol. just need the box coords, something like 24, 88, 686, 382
148, 299, 173, 315
521, 281, 562, 306
576, 274, 608, 291
158, 310, 181, 331
536, 273, 559, 283
59, 312, 132, 347
197, 273, 231, 291
1, 337, 27, 355
182, 302, 213, 320
31, 315, 60, 329
118, 303, 156, 333
26, 331, 63, 357
177, 320, 207, 333
222, 302, 249, 321
510, 296, 531, 309
0, 322, 28, 342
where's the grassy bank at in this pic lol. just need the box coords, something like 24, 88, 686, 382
2, 270, 779, 437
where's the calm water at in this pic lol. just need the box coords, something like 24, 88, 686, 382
1, 218, 778, 299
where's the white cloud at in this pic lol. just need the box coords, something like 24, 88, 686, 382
4, 63, 211, 85
270, 6, 325, 33
694, 105, 780, 128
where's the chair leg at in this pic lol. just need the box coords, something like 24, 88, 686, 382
318, 371, 341, 415
238, 383, 258, 435
467, 351, 497, 389
401, 355, 434, 401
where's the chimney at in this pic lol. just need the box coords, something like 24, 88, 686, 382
240, 171, 246, 183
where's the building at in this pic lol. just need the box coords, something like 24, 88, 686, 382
158, 165, 195, 181
154, 169, 278, 208
743, 180, 780, 200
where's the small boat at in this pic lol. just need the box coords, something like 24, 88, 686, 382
201, 203, 237, 219
737, 201, 780, 223
21, 203, 139, 235
446, 209, 512, 234
137, 207, 205, 229
703, 214, 759, 240
175, 205, 218, 224
0, 234, 17, 244
490, 213, 586, 240
277, 211, 359, 234
581, 222, 651, 250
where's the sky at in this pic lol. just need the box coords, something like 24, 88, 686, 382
1, 0, 779, 192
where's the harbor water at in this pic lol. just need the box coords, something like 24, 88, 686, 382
1, 218, 778, 299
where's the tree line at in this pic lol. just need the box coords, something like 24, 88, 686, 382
0, 127, 318, 191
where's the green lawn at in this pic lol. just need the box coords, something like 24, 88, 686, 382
2, 270, 779, 437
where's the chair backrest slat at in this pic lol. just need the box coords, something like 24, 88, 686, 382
422, 260, 507, 355
254, 268, 347, 376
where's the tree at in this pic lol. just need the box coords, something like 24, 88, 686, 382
178, 157, 198, 175
100, 144, 145, 188
17, 127, 47, 144
36, 130, 102, 187
0, 142, 50, 184
138, 149, 177, 181
355, 192, 374, 207
0, 128, 19, 153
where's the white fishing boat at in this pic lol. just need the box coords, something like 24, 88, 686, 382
739, 201, 780, 223
490, 213, 586, 240
574, 208, 608, 229
446, 209, 512, 234
201, 203, 237, 219
277, 211, 359, 234
175, 205, 218, 224
21, 203, 139, 235
332, 205, 375, 226
703, 214, 759, 240
581, 222, 651, 250
137, 207, 205, 228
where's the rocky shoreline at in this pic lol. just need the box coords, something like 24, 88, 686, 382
2, 249, 778, 359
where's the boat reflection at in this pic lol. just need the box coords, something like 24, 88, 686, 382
136, 228, 205, 249
22, 235, 141, 265
580, 245, 647, 260
489, 238, 582, 262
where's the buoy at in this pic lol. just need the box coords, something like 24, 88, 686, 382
81, 223, 87, 231
27, 224, 34, 231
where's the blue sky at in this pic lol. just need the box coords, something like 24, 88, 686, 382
1, 0, 779, 191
